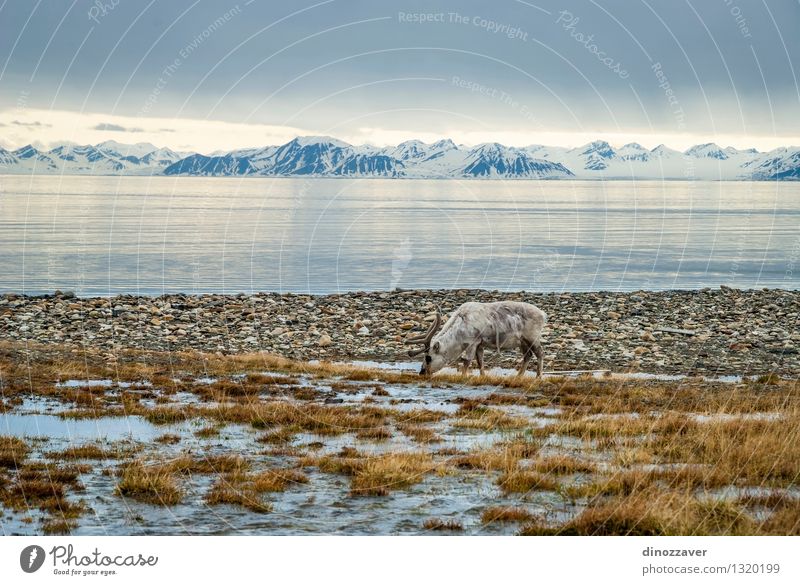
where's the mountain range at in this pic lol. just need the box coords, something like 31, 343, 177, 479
1, 136, 798, 180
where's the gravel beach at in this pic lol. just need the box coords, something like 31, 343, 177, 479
1, 288, 798, 377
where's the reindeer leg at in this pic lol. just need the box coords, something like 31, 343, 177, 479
532, 341, 544, 378
459, 342, 481, 376
476, 343, 485, 376
518, 339, 534, 376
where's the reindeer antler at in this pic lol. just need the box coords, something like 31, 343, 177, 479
403, 311, 442, 347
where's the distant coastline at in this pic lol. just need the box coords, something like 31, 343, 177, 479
1, 136, 799, 180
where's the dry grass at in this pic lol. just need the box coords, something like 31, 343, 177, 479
422, 518, 463, 531
42, 518, 77, 535
0, 436, 30, 468
452, 406, 528, 430
645, 413, 800, 486
298, 450, 365, 476
114, 461, 182, 505
204, 466, 307, 512
47, 442, 135, 460
481, 506, 538, 524
204, 479, 272, 513
355, 427, 393, 441
194, 425, 221, 438
449, 438, 539, 472
757, 505, 800, 535
351, 452, 438, 496
530, 455, 597, 475
164, 454, 250, 475
393, 409, 447, 424
250, 468, 309, 492
2, 342, 800, 535
397, 424, 441, 443
154, 433, 181, 444
256, 427, 297, 445
497, 469, 559, 494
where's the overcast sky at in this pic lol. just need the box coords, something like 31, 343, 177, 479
1, 0, 798, 152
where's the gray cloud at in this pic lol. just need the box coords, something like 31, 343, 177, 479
92, 123, 144, 132
0, 0, 797, 141
12, 120, 51, 127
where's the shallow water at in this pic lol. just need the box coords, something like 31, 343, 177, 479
1, 176, 798, 295
1, 380, 548, 535
0, 368, 785, 535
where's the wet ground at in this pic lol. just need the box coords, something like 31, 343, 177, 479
1, 348, 798, 536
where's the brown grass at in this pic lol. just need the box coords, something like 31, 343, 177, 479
0, 436, 30, 468
351, 453, 438, 496
47, 442, 135, 460
204, 479, 272, 513
256, 427, 296, 444
115, 461, 182, 505
164, 454, 250, 475
250, 468, 309, 492
422, 518, 463, 531
194, 425, 221, 438
496, 469, 559, 494
397, 424, 441, 443
523, 488, 756, 535
481, 506, 538, 524
452, 406, 528, 430
449, 438, 539, 472
356, 427, 393, 441
42, 518, 77, 535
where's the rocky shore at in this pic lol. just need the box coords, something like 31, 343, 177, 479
1, 288, 798, 377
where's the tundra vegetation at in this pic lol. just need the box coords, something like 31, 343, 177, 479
0, 341, 797, 535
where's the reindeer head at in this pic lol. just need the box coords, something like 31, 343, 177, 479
404, 311, 443, 376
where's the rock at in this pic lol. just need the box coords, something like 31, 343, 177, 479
318, 334, 332, 347
357, 326, 370, 336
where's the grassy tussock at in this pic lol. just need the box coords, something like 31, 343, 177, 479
497, 469, 559, 494
646, 413, 800, 485
397, 424, 441, 443
531, 455, 597, 475
250, 468, 309, 492
481, 506, 538, 524
350, 453, 438, 496
47, 442, 135, 460
521, 490, 755, 536
452, 406, 529, 430
204, 466, 308, 512
0, 436, 30, 468
422, 518, 463, 531
114, 461, 182, 505
355, 427, 393, 441
204, 480, 272, 513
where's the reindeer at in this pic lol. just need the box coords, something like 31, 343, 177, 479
405, 301, 547, 377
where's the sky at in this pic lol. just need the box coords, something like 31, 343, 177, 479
1, 0, 799, 153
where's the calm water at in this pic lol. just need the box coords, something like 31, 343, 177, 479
0, 175, 798, 295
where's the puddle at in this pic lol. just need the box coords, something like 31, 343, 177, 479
344, 360, 757, 385
56, 379, 152, 388
1, 411, 160, 442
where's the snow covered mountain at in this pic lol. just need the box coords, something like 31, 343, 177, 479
0, 141, 187, 175
2, 137, 799, 179
742, 147, 800, 180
